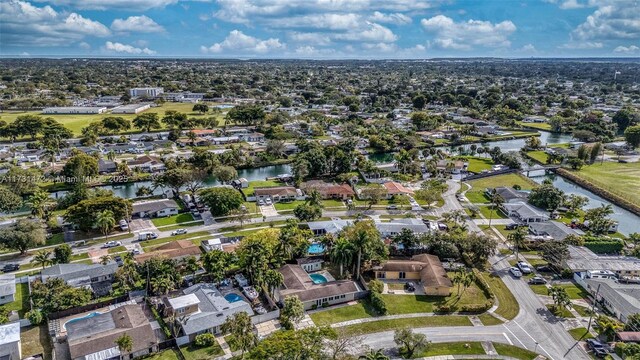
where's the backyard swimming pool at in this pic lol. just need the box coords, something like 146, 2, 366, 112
309, 273, 328, 284
308, 243, 325, 254
224, 293, 243, 303
63, 311, 103, 329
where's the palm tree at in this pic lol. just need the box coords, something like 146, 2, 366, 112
548, 286, 571, 316
27, 190, 54, 219
115, 333, 133, 360
595, 315, 623, 341
488, 190, 504, 227
262, 269, 284, 298
106, 150, 116, 161
359, 349, 389, 360
100, 254, 112, 265
151, 276, 175, 295
181, 256, 199, 278
96, 210, 116, 241
330, 238, 354, 277
31, 250, 52, 269
507, 226, 528, 261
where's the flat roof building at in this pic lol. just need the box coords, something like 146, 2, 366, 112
43, 106, 107, 114
129, 87, 164, 98
112, 103, 151, 114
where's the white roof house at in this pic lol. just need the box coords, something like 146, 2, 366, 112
0, 322, 21, 360
0, 274, 16, 306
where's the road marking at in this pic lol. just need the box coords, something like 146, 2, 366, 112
503, 325, 528, 349
512, 320, 554, 360
502, 333, 513, 345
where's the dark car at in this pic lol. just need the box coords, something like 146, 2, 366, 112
586, 339, 607, 357
536, 265, 552, 272
405, 282, 416, 292
528, 276, 547, 285
114, 255, 124, 267
2, 264, 19, 273
505, 223, 518, 230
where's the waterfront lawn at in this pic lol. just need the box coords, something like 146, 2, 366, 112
151, 213, 194, 227
493, 343, 540, 360
466, 157, 495, 173
568, 327, 594, 341
526, 151, 549, 164
21, 325, 52, 360
571, 162, 640, 209
465, 173, 536, 205
479, 272, 519, 320
340, 315, 472, 335
517, 121, 552, 131
414, 342, 485, 357
179, 343, 224, 360
243, 180, 281, 196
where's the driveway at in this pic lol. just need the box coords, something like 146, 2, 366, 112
259, 204, 278, 217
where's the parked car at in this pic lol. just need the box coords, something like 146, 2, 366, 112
386, 205, 398, 210
405, 282, 416, 292
2, 264, 19, 273
119, 219, 129, 231
586, 339, 607, 357
130, 248, 141, 255
114, 255, 124, 266
265, 198, 272, 205
528, 276, 547, 285
171, 229, 188, 236
102, 241, 122, 248
517, 261, 533, 274
535, 265, 552, 272
505, 223, 518, 230
509, 267, 523, 278
258, 200, 265, 206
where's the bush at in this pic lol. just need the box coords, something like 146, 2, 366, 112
321, 302, 329, 308
26, 310, 43, 325
369, 292, 387, 315
460, 303, 492, 313
583, 241, 623, 254
369, 279, 384, 294
194, 333, 216, 347
435, 304, 450, 313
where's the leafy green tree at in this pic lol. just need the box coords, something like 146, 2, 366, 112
221, 312, 257, 357
595, 315, 623, 341
293, 203, 322, 222
132, 113, 161, 132
528, 182, 565, 211
53, 244, 72, 264
214, 165, 238, 184
13, 115, 44, 140
27, 189, 55, 219
26, 309, 44, 325
393, 328, 430, 358
280, 296, 305, 329
0, 187, 22, 213
508, 226, 528, 261
64, 196, 131, 232
0, 219, 46, 254
487, 190, 504, 227
199, 187, 243, 216
101, 117, 131, 134
341, 221, 386, 279
96, 210, 116, 241
461, 233, 497, 269
152, 166, 191, 198
392, 228, 420, 251
30, 278, 92, 314
613, 108, 638, 132
226, 105, 265, 125
263, 269, 283, 298
548, 286, 571, 316
584, 204, 615, 235
193, 103, 209, 114
359, 349, 390, 360
115, 333, 133, 359
3, 166, 42, 195
161, 110, 188, 129
624, 125, 640, 148
62, 152, 99, 183
330, 238, 354, 277
246, 327, 333, 360
539, 240, 569, 269
412, 94, 426, 110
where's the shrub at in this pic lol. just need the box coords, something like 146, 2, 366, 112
369, 292, 387, 315
26, 310, 43, 325
321, 302, 329, 308
194, 333, 216, 347
435, 305, 450, 313
369, 279, 384, 294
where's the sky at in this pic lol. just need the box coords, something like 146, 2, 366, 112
0, 0, 639, 58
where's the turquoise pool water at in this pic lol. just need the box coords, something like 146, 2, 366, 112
309, 273, 328, 284
224, 293, 243, 303
308, 243, 325, 254
64, 312, 103, 329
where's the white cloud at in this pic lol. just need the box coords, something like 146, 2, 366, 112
334, 22, 397, 43
369, 11, 411, 25
421, 15, 517, 50
614, 45, 640, 54
104, 41, 156, 55
559, 41, 603, 49
33, 0, 178, 10
111, 15, 164, 33
544, 0, 588, 9
362, 42, 397, 52
270, 13, 361, 30
201, 30, 285, 54
78, 41, 91, 49
288, 32, 332, 46
0, 0, 110, 46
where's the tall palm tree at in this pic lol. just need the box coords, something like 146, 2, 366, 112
96, 210, 116, 241
488, 190, 504, 227
27, 190, 54, 219
151, 276, 175, 295
31, 250, 53, 269
262, 269, 284, 298
115, 333, 133, 360
100, 254, 113, 265
331, 238, 354, 277
508, 226, 528, 261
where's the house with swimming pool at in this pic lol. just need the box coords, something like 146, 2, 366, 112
163, 283, 254, 343
275, 264, 364, 310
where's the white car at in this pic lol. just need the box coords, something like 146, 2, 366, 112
103, 241, 122, 248
517, 261, 532, 274
265, 198, 272, 205
509, 267, 523, 278
171, 229, 188, 236
258, 200, 265, 206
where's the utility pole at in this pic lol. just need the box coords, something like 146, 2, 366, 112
587, 283, 601, 332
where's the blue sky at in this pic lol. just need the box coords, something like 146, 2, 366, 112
1, 0, 639, 58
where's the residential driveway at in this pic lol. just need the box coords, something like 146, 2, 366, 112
473, 219, 514, 225
129, 218, 155, 232
260, 204, 278, 217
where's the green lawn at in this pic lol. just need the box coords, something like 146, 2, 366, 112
140, 231, 210, 249
151, 213, 195, 227
145, 350, 180, 360
555, 283, 590, 300
5, 282, 29, 316
517, 121, 552, 131
1, 102, 225, 136
546, 304, 575, 318
107, 246, 127, 254
310, 302, 376, 326
477, 205, 509, 219
339, 315, 472, 335
21, 325, 52, 360
466, 157, 495, 173
465, 173, 536, 206
464, 191, 490, 204
568, 327, 594, 341
415, 342, 485, 357
569, 162, 640, 209
493, 343, 541, 360
529, 284, 549, 296
243, 180, 282, 196
479, 272, 519, 320
478, 313, 504, 325
162, 222, 205, 232
274, 200, 305, 211
179, 343, 224, 360
526, 151, 549, 164
321, 199, 347, 208
573, 304, 594, 317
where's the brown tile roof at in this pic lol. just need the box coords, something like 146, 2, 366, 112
383, 181, 414, 195
135, 240, 201, 263
617, 332, 640, 342
279, 264, 359, 302
127, 155, 162, 166
302, 181, 355, 197
254, 186, 297, 197
375, 254, 452, 288
68, 304, 157, 359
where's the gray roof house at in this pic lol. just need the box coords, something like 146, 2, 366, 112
132, 199, 179, 218
375, 218, 431, 238
306, 219, 354, 236
583, 278, 640, 323
41, 263, 118, 296
0, 274, 16, 306
166, 283, 254, 341
0, 322, 21, 360
528, 221, 584, 241
485, 187, 529, 203
501, 202, 549, 224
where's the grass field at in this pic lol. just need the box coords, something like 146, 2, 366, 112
555, 283, 590, 300
5, 282, 29, 316
21, 325, 52, 360
568, 327, 594, 341
517, 121, 552, 131
414, 342, 485, 357
1, 102, 226, 136
479, 272, 519, 320
493, 343, 541, 360
339, 315, 472, 335
179, 343, 224, 360
478, 313, 504, 325
526, 150, 549, 164
570, 162, 640, 208
529, 284, 549, 296
477, 205, 509, 219
465, 173, 536, 205
151, 213, 194, 227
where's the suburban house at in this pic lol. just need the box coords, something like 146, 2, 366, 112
305, 219, 354, 236
565, 246, 640, 278
275, 264, 363, 310
0, 322, 21, 360
373, 254, 453, 296
485, 187, 529, 203
501, 202, 549, 224
132, 199, 179, 218
164, 283, 254, 342
582, 277, 640, 323
375, 219, 431, 238
66, 304, 159, 360
127, 155, 166, 173
296, 257, 323, 272
41, 263, 118, 297
528, 221, 584, 241
0, 274, 16, 305
135, 240, 202, 263
301, 181, 355, 200
383, 182, 415, 197
253, 186, 302, 203
97, 159, 117, 174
